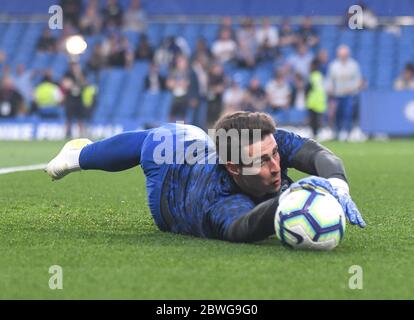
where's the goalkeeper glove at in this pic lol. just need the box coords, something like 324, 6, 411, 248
288, 176, 366, 228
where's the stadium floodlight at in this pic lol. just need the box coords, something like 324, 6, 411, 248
65, 35, 87, 56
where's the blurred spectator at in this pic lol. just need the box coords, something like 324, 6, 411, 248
80, 0, 102, 35
316, 49, 329, 75
244, 78, 267, 112
36, 28, 57, 53
189, 54, 210, 128
256, 17, 279, 48
306, 59, 327, 138
106, 35, 133, 68
192, 37, 212, 61
10, 64, 35, 107
1, 64, 11, 78
123, 0, 147, 32
102, 0, 124, 30
256, 38, 278, 63
86, 43, 107, 81
273, 50, 288, 70
144, 62, 166, 93
291, 73, 306, 110
0, 76, 24, 118
236, 18, 257, 68
223, 78, 246, 113
237, 39, 257, 69
212, 29, 237, 64
394, 63, 414, 90
154, 37, 176, 71
60, 0, 82, 29
0, 50, 6, 73
256, 18, 279, 63
32, 72, 63, 118
287, 42, 314, 79
134, 34, 154, 61
61, 62, 87, 138
265, 69, 292, 112
167, 55, 192, 121
206, 62, 225, 127
191, 54, 209, 100
297, 17, 319, 48
174, 36, 191, 58
218, 16, 237, 41
326, 45, 362, 141
279, 20, 297, 47
81, 82, 98, 121
101, 32, 117, 57
154, 36, 188, 71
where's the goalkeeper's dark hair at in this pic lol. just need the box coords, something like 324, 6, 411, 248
213, 111, 276, 164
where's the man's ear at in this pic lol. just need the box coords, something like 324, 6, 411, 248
225, 162, 241, 176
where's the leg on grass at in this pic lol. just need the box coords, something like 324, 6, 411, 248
80, 130, 150, 171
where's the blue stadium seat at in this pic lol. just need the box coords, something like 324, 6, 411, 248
112, 64, 148, 120
147, 23, 164, 46
319, 25, 338, 40
229, 69, 252, 88
158, 92, 173, 122
286, 109, 307, 125
136, 91, 162, 125
201, 24, 220, 46
93, 68, 127, 121
253, 68, 273, 87
337, 30, 356, 49
269, 109, 289, 125
122, 30, 140, 48
115, 90, 141, 121
359, 30, 377, 47
182, 23, 201, 38
163, 23, 183, 38
181, 24, 201, 51
30, 52, 52, 69
50, 53, 69, 81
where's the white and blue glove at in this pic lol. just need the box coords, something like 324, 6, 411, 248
288, 176, 366, 228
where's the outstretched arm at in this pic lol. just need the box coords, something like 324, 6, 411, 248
276, 129, 350, 199
291, 139, 347, 181
275, 129, 347, 181
223, 196, 280, 243
208, 194, 279, 243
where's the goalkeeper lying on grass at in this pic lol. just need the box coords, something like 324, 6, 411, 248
46, 111, 365, 242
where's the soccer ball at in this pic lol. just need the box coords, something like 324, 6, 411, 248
274, 186, 346, 251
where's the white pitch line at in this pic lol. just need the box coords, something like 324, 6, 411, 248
0, 163, 48, 175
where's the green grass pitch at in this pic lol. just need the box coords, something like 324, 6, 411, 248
0, 139, 413, 299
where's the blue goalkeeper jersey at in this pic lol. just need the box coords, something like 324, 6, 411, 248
139, 123, 307, 240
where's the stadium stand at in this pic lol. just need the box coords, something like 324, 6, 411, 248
0, 0, 413, 138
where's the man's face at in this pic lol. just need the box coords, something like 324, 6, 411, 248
235, 134, 282, 197
403, 69, 414, 81
337, 46, 350, 62
298, 44, 307, 56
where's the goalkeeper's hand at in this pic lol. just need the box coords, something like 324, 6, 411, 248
288, 176, 366, 228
